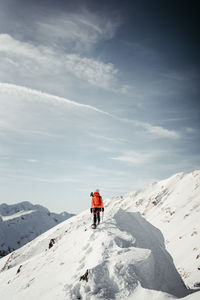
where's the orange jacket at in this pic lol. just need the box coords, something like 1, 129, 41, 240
91, 192, 104, 208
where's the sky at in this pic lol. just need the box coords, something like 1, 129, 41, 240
0, 0, 199, 213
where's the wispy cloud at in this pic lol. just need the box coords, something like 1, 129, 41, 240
0, 34, 50, 60
0, 82, 110, 115
0, 83, 180, 139
34, 177, 78, 184
64, 53, 118, 89
111, 150, 153, 164
185, 127, 196, 134
89, 132, 126, 144
0, 173, 79, 184
118, 117, 180, 139
160, 70, 200, 83
142, 122, 180, 139
0, 34, 119, 90
37, 10, 121, 51
111, 149, 167, 165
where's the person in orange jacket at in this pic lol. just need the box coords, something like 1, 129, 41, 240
90, 189, 104, 226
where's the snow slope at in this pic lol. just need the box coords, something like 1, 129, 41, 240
0, 170, 199, 299
0, 196, 199, 299
0, 201, 74, 257
115, 170, 200, 288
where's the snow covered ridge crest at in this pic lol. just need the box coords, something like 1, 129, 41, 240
0, 206, 199, 300
0, 170, 200, 299
115, 170, 200, 289
0, 201, 74, 258
66, 210, 190, 299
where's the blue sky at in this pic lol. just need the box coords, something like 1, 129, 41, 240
0, 0, 199, 213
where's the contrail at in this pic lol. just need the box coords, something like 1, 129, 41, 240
0, 82, 179, 139
0, 82, 113, 116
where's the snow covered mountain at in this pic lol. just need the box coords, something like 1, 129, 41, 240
118, 170, 200, 289
0, 201, 74, 258
0, 171, 200, 300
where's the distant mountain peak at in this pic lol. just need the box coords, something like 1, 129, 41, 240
0, 201, 74, 258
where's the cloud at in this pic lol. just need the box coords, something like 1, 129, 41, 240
0, 82, 113, 140
142, 122, 180, 139
37, 9, 120, 51
0, 34, 47, 60
33, 177, 78, 184
0, 34, 118, 90
0, 82, 110, 115
185, 127, 196, 134
0, 172, 79, 184
0, 83, 180, 139
111, 149, 168, 165
89, 133, 125, 144
64, 54, 118, 89
161, 70, 200, 83
24, 159, 40, 163
111, 150, 153, 164
118, 117, 180, 139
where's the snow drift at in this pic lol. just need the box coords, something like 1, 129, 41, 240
117, 170, 200, 288
66, 210, 188, 299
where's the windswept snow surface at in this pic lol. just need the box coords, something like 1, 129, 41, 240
0, 170, 199, 299
0, 201, 74, 257
0, 198, 199, 299
117, 170, 200, 289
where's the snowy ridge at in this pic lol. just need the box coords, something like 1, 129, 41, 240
0, 201, 74, 257
1, 210, 35, 221
0, 171, 200, 299
116, 170, 200, 288
0, 201, 48, 216
0, 189, 200, 299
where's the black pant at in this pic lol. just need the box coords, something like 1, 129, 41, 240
93, 208, 101, 224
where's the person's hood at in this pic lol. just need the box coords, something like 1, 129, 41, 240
93, 191, 100, 197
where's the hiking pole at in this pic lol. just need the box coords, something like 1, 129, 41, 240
91, 209, 94, 224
